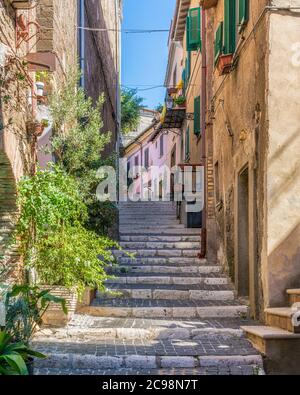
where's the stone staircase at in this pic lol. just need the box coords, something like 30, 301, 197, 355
242, 288, 300, 374
34, 201, 265, 375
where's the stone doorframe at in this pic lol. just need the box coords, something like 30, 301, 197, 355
234, 159, 260, 319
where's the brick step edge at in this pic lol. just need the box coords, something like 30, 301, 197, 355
35, 354, 264, 371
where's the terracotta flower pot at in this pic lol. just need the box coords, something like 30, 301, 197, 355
217, 54, 233, 75
41, 286, 78, 327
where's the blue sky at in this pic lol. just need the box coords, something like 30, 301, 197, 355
121, 0, 176, 110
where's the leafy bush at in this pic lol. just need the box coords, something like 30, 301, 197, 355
33, 225, 116, 295
121, 88, 144, 134
16, 165, 118, 296
16, 165, 87, 263
48, 68, 115, 235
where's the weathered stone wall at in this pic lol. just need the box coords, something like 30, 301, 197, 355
84, 0, 121, 156
37, 0, 77, 84
264, 7, 300, 308
208, 0, 269, 319
0, 0, 37, 281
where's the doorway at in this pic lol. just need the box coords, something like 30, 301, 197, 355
237, 166, 250, 297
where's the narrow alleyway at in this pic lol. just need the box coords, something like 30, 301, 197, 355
33, 202, 264, 375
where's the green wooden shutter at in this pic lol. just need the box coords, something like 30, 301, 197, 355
214, 22, 223, 64
182, 68, 186, 94
194, 96, 201, 136
224, 0, 236, 55
186, 51, 191, 83
186, 8, 201, 51
238, 0, 249, 28
185, 127, 190, 160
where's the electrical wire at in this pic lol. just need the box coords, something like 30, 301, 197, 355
77, 26, 170, 34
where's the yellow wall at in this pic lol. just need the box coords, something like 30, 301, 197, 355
182, 0, 202, 164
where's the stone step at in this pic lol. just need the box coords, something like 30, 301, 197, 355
101, 285, 235, 301
113, 249, 199, 258
119, 222, 181, 227
79, 300, 249, 319
106, 274, 226, 285
120, 214, 177, 218
265, 307, 300, 333
116, 257, 207, 265
120, 225, 186, 231
35, 364, 264, 375
287, 289, 300, 305
109, 264, 221, 275
34, 317, 248, 343
120, 228, 201, 235
242, 325, 300, 375
120, 235, 200, 242
119, 241, 200, 250
34, 351, 263, 373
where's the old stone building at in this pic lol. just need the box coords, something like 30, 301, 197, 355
201, 0, 300, 371
1, 0, 122, 279
80, 0, 122, 155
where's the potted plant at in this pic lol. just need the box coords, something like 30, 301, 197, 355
174, 95, 186, 107
4, 284, 66, 373
0, 331, 46, 375
15, 166, 118, 326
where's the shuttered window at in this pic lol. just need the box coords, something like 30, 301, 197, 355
186, 51, 191, 86
238, 0, 249, 30
224, 0, 236, 55
182, 68, 186, 94
185, 128, 190, 160
194, 96, 201, 136
214, 22, 223, 64
186, 8, 201, 52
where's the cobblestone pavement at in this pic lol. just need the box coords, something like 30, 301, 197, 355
33, 202, 265, 375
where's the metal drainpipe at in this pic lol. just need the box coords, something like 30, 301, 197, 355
199, 7, 207, 259
79, 0, 85, 88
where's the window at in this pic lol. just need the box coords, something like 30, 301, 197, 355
134, 155, 139, 167
185, 128, 190, 161
185, 51, 191, 87
160, 135, 164, 157
182, 68, 186, 94
186, 7, 201, 52
173, 65, 177, 88
144, 148, 149, 169
194, 96, 201, 136
224, 0, 236, 55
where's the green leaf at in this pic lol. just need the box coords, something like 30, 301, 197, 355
3, 353, 28, 375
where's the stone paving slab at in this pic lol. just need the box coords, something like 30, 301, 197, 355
33, 337, 259, 358
67, 315, 259, 329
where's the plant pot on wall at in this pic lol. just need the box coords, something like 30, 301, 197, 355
217, 54, 233, 75
41, 286, 78, 327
